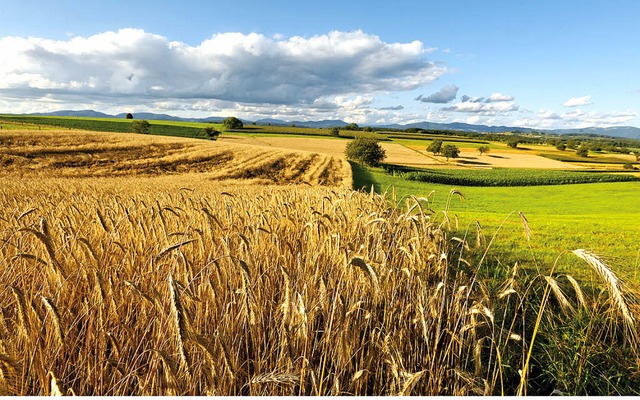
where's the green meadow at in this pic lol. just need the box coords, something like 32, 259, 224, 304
352, 163, 640, 284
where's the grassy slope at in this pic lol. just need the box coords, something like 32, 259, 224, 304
352, 163, 640, 283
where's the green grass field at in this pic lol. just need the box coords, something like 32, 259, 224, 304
352, 163, 640, 284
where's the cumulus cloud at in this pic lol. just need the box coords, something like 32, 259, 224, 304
415, 84, 458, 103
442, 92, 518, 115
563, 95, 592, 107
0, 28, 448, 108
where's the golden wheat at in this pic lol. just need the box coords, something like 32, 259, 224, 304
0, 130, 638, 394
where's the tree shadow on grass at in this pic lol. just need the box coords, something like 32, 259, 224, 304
349, 161, 377, 192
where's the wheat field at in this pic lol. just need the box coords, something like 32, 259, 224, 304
0, 129, 639, 395
0, 129, 351, 186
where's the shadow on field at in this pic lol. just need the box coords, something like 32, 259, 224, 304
349, 161, 377, 192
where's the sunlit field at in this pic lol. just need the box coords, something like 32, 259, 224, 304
0, 126, 639, 395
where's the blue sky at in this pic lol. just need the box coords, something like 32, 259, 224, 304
0, 0, 638, 128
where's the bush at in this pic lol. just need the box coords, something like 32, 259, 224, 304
576, 145, 589, 157
345, 137, 386, 167
131, 120, 150, 134
556, 142, 566, 151
222, 116, 243, 130
203, 126, 220, 140
507, 138, 520, 149
329, 127, 340, 137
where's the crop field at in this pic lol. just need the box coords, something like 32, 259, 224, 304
0, 115, 210, 139
384, 165, 638, 186
0, 129, 350, 186
0, 121, 639, 395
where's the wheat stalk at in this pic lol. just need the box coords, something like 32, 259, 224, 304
168, 274, 191, 375
572, 249, 637, 345
41, 296, 64, 348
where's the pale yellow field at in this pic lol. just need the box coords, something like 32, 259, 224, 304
221, 135, 602, 170
221, 135, 443, 167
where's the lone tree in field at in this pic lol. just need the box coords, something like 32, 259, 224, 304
125, 113, 133, 119
507, 138, 520, 149
222, 116, 243, 130
477, 145, 490, 156
203, 126, 221, 140
441, 144, 460, 161
329, 127, 340, 137
556, 142, 567, 151
131, 119, 150, 134
427, 139, 443, 155
576, 145, 589, 157
345, 137, 386, 167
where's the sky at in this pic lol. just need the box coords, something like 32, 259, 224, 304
0, 0, 639, 129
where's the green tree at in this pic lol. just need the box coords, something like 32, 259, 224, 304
125, 113, 133, 119
427, 140, 443, 155
131, 120, 150, 134
441, 144, 460, 161
507, 138, 519, 149
203, 126, 221, 140
477, 145, 490, 155
343, 123, 360, 131
576, 145, 589, 157
222, 116, 243, 130
634, 151, 640, 162
329, 127, 340, 137
556, 142, 567, 151
345, 137, 386, 167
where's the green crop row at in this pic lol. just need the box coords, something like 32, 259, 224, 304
383, 165, 638, 186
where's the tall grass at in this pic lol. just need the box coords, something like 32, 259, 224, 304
0, 179, 638, 395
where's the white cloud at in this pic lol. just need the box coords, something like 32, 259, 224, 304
512, 108, 637, 129
415, 84, 458, 103
0, 29, 448, 110
486, 92, 514, 102
442, 92, 518, 115
562, 95, 592, 107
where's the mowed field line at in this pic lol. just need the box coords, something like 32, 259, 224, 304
0, 129, 352, 186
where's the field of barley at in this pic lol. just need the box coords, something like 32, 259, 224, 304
1, 127, 639, 395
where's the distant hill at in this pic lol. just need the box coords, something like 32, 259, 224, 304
21, 110, 640, 139
30, 109, 114, 118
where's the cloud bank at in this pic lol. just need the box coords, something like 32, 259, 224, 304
0, 29, 447, 109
